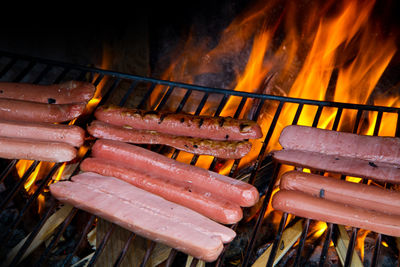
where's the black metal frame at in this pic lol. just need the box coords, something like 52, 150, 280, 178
0, 50, 399, 267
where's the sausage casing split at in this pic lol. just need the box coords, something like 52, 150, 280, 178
272, 149, 400, 184
87, 120, 252, 159
50, 172, 236, 262
0, 136, 77, 162
279, 125, 400, 165
0, 119, 85, 147
0, 81, 95, 104
0, 99, 86, 123
90, 139, 259, 207
272, 190, 400, 237
280, 170, 400, 216
80, 157, 243, 224
94, 105, 263, 141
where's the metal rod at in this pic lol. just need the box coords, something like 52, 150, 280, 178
33, 207, 78, 266
13, 60, 36, 82
154, 85, 175, 110
343, 227, 358, 267
370, 233, 381, 267
119, 80, 139, 106
0, 159, 17, 183
7, 200, 57, 267
292, 103, 304, 125
312, 106, 323, 127
293, 218, 310, 266
266, 212, 289, 267
0, 160, 40, 213
139, 241, 156, 267
332, 108, 343, 131
318, 223, 333, 267
175, 90, 192, 113
61, 213, 96, 267
137, 83, 157, 109
87, 223, 116, 267
113, 232, 136, 267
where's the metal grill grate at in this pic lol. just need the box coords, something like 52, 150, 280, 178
0, 50, 399, 267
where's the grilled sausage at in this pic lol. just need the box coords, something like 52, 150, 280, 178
50, 172, 236, 262
272, 190, 400, 237
0, 81, 95, 104
0, 99, 86, 123
90, 139, 259, 207
280, 170, 400, 215
0, 136, 77, 162
272, 149, 400, 184
0, 119, 85, 147
80, 157, 243, 224
94, 105, 263, 141
87, 120, 252, 159
279, 125, 400, 165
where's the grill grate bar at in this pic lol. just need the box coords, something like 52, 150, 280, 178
0, 161, 40, 213
1, 51, 399, 266
294, 218, 311, 266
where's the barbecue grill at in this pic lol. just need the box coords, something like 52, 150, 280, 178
0, 50, 399, 267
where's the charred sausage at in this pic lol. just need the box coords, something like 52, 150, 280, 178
90, 139, 259, 207
0, 99, 86, 123
50, 172, 236, 262
0, 136, 77, 162
87, 120, 252, 159
280, 170, 400, 216
279, 125, 400, 165
0, 81, 95, 104
272, 190, 400, 237
271, 149, 400, 184
94, 105, 263, 141
80, 157, 243, 224
0, 119, 85, 147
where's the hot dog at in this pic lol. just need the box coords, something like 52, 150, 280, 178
49, 172, 236, 262
0, 99, 86, 123
94, 105, 263, 141
90, 139, 259, 207
0, 136, 77, 162
0, 119, 85, 147
80, 157, 243, 224
280, 170, 400, 216
272, 190, 400, 237
279, 125, 400, 165
87, 120, 252, 159
272, 149, 400, 184
0, 81, 95, 104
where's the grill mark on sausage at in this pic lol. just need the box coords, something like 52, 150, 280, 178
198, 118, 204, 128
319, 189, 325, 198
180, 118, 185, 123
47, 98, 56, 104
369, 162, 378, 168
159, 113, 167, 124
219, 118, 225, 127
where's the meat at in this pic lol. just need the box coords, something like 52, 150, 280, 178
90, 139, 259, 207
280, 170, 400, 216
0, 136, 77, 162
49, 172, 236, 262
0, 81, 95, 104
0, 99, 86, 123
0, 119, 85, 147
279, 125, 400, 165
94, 105, 263, 141
80, 157, 243, 224
271, 149, 400, 184
272, 190, 400, 237
87, 120, 252, 159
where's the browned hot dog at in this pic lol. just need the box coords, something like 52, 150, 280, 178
0, 119, 85, 147
272, 190, 400, 237
271, 149, 400, 184
279, 125, 400, 165
94, 105, 263, 141
280, 170, 400, 216
0, 136, 77, 162
80, 157, 243, 224
0, 99, 86, 123
90, 139, 259, 207
0, 81, 95, 104
50, 172, 236, 262
87, 120, 252, 159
